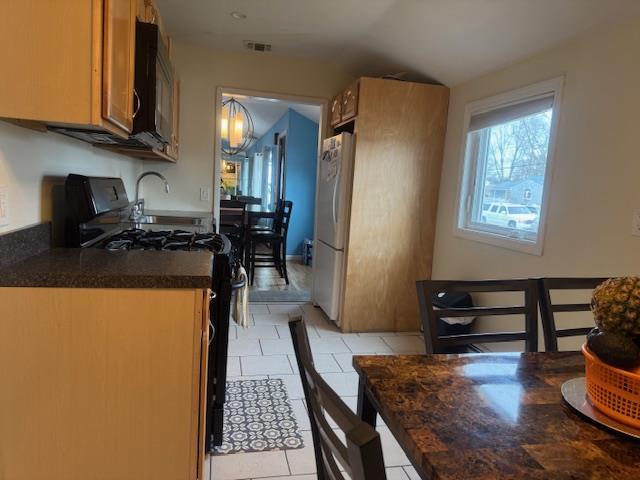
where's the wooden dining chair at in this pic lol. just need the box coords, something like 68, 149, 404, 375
289, 318, 386, 480
416, 279, 539, 353
219, 199, 247, 260
248, 200, 293, 285
538, 277, 608, 352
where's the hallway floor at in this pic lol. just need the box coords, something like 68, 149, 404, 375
205, 302, 426, 480
248, 260, 312, 303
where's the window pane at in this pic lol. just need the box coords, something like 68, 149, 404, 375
467, 108, 552, 237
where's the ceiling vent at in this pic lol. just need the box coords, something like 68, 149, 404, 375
244, 41, 272, 53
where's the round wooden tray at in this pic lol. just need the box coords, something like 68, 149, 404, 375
561, 377, 640, 440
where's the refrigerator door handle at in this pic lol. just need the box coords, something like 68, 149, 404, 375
332, 171, 340, 225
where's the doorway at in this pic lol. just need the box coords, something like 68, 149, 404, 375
214, 88, 326, 302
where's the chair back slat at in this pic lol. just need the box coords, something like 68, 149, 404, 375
434, 306, 526, 317
538, 277, 607, 351
551, 303, 591, 313
220, 200, 247, 223
416, 279, 539, 353
439, 332, 531, 347
556, 327, 593, 338
289, 318, 386, 480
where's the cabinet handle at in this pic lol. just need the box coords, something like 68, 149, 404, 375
133, 89, 141, 118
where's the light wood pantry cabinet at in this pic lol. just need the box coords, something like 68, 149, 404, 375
0, 287, 210, 480
331, 77, 449, 333
0, 0, 136, 139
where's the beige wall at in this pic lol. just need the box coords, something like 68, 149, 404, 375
434, 16, 640, 280
142, 41, 353, 213
433, 17, 640, 350
0, 121, 142, 236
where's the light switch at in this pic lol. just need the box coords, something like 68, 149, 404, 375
0, 186, 8, 226
200, 188, 210, 202
632, 210, 640, 237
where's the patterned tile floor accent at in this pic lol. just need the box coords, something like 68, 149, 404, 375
217, 378, 305, 454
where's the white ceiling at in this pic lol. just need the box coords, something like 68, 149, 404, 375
156, 0, 640, 85
222, 94, 321, 138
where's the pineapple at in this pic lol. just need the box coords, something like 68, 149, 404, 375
591, 277, 640, 338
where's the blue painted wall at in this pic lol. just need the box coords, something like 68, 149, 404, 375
246, 108, 319, 255
285, 110, 319, 255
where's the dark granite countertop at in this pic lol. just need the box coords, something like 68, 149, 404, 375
354, 352, 640, 479
0, 248, 213, 289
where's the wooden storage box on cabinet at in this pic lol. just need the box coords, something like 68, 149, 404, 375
0, 0, 136, 138
330, 93, 343, 126
0, 287, 210, 480
341, 79, 359, 122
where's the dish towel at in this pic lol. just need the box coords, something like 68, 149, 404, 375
233, 265, 250, 328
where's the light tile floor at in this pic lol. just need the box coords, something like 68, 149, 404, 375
207, 302, 426, 480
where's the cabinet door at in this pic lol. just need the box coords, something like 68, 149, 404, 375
102, 0, 136, 133
342, 80, 359, 121
0, 288, 205, 480
330, 93, 343, 126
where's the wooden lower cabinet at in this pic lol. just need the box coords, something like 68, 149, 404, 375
0, 287, 210, 480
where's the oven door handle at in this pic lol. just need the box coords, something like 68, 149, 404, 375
208, 291, 216, 345
208, 320, 214, 345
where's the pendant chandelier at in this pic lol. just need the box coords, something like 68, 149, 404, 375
221, 97, 255, 155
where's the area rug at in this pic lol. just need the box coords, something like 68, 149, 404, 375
215, 378, 305, 454
249, 289, 311, 303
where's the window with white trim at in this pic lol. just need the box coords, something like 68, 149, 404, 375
456, 78, 562, 255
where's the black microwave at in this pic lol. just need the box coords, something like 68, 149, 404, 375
133, 20, 174, 148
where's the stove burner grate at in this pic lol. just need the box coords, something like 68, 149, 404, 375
100, 229, 226, 253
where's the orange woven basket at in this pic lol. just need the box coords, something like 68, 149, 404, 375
582, 344, 640, 429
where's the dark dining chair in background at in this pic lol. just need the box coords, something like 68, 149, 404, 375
247, 200, 293, 285
289, 318, 387, 480
416, 279, 540, 353
538, 277, 607, 352
219, 199, 247, 260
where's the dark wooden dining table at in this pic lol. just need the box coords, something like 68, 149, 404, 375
354, 352, 640, 479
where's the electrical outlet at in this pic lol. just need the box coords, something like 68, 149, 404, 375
632, 210, 640, 237
200, 188, 210, 202
0, 186, 8, 226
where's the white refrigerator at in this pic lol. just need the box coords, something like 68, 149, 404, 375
312, 133, 354, 324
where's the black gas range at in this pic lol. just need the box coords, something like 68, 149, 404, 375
64, 174, 237, 453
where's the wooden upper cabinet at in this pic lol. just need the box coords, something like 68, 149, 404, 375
341, 80, 359, 121
330, 93, 343, 126
0, 0, 136, 138
330, 79, 359, 127
102, 0, 136, 133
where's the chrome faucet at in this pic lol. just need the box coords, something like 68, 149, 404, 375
131, 171, 170, 219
